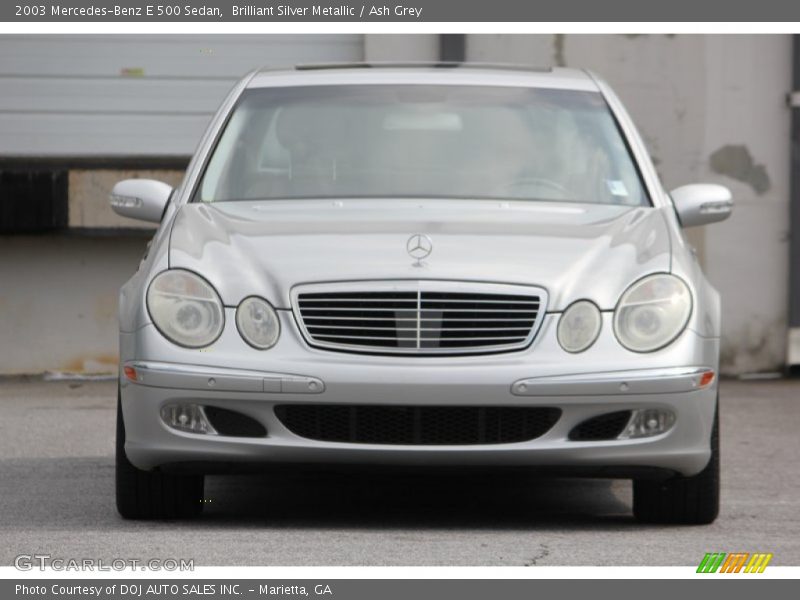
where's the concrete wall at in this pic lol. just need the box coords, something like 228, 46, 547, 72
0, 235, 148, 374
469, 34, 792, 374
0, 34, 364, 157
364, 34, 439, 61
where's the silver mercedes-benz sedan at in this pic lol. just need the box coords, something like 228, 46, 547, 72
111, 63, 732, 523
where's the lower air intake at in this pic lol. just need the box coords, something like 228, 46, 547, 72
203, 406, 267, 438
274, 404, 561, 445
568, 411, 632, 441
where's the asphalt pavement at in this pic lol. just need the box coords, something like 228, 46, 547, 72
0, 378, 798, 566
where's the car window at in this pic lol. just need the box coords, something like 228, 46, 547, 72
197, 85, 649, 206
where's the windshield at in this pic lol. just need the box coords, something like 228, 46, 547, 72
196, 84, 649, 206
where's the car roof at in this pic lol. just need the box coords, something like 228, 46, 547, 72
246, 62, 601, 92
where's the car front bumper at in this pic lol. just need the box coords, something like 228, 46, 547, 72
120, 312, 719, 477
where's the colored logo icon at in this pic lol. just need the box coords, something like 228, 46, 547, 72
697, 552, 773, 573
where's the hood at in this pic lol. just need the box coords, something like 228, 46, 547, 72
168, 198, 671, 311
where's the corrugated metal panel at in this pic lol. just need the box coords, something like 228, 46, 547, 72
0, 34, 364, 158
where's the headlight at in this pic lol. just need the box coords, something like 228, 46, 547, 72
557, 300, 602, 353
146, 270, 224, 348
613, 274, 692, 352
236, 296, 280, 349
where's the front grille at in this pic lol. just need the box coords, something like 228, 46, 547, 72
275, 404, 561, 445
293, 282, 545, 355
568, 411, 632, 441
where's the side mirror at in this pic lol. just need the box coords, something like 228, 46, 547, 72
110, 179, 173, 223
670, 184, 733, 227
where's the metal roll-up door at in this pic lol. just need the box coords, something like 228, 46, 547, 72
0, 34, 365, 159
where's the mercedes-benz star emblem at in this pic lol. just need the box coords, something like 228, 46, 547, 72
406, 234, 433, 264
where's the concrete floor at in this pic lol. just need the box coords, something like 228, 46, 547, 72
0, 378, 798, 566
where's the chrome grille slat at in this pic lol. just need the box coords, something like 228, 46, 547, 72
308, 325, 419, 331
422, 327, 533, 331
307, 325, 532, 331
314, 334, 412, 341
300, 298, 539, 305
293, 281, 546, 356
313, 334, 528, 342
298, 307, 539, 313
302, 315, 537, 322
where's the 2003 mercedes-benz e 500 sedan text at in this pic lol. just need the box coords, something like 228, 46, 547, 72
111, 63, 733, 523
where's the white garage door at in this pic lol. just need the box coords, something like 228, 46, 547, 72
0, 34, 364, 158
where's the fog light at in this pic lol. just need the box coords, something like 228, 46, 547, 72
618, 408, 675, 439
160, 403, 217, 435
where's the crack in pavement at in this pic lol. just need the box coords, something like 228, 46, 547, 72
524, 543, 551, 566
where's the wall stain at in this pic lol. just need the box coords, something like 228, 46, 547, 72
61, 354, 118, 374
552, 34, 566, 67
94, 293, 117, 321
720, 318, 786, 374
709, 144, 771, 194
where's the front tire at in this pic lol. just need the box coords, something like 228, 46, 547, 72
116, 388, 204, 520
633, 402, 720, 525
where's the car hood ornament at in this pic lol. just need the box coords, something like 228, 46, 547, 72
407, 234, 433, 265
